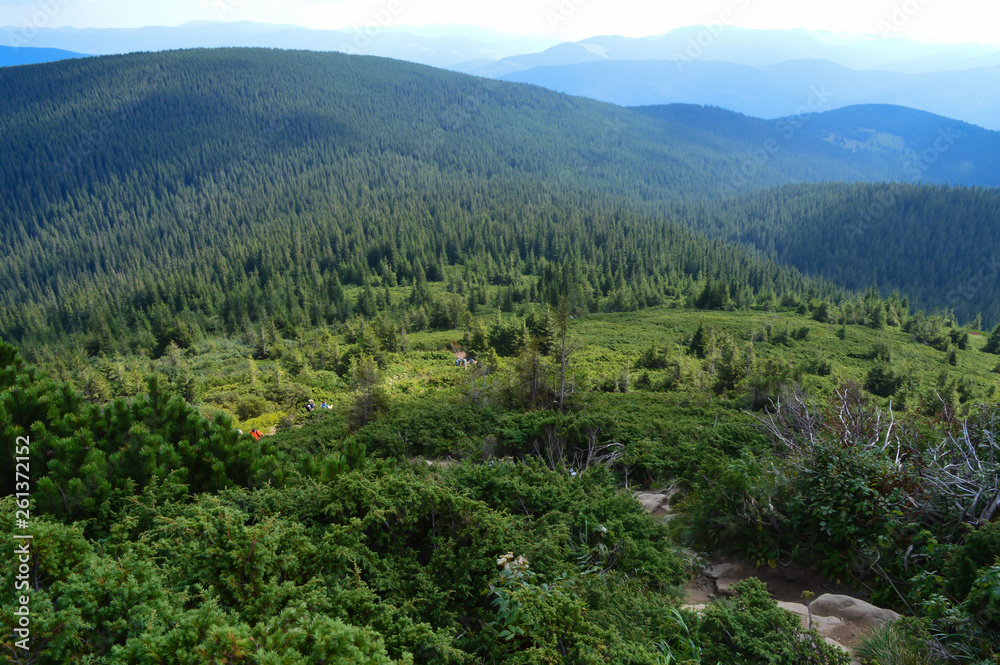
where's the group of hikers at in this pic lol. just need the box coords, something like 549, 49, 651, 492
240, 398, 332, 440
305, 398, 332, 412
244, 353, 474, 440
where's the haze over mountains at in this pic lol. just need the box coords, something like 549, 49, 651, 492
5, 21, 1000, 129
455, 27, 1000, 76
500, 59, 1000, 130
0, 21, 559, 69
462, 28, 1000, 130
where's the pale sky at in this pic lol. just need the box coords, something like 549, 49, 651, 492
1, 0, 998, 44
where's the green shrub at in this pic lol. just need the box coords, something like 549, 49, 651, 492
781, 443, 906, 579
486, 554, 611, 663
965, 565, 1000, 633
675, 454, 785, 566
698, 578, 849, 664
983, 324, 1000, 354
865, 363, 906, 397
943, 521, 1000, 601
237, 393, 268, 420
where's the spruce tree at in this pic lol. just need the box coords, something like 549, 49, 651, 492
985, 324, 1000, 354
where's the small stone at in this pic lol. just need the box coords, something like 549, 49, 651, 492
810, 594, 899, 628
634, 492, 670, 515
703, 562, 743, 580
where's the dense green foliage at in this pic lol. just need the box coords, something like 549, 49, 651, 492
4, 342, 867, 663
7, 289, 1000, 661
3, 48, 1000, 664
678, 182, 1000, 325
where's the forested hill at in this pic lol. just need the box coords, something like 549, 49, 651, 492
1, 48, 919, 208
675, 183, 1000, 326
0, 47, 845, 353
2, 48, 999, 353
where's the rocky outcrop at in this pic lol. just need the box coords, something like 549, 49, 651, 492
809, 594, 900, 629
808, 593, 900, 651
633, 487, 677, 517
688, 563, 901, 661
703, 561, 752, 596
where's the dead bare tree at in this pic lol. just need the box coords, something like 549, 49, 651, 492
755, 382, 903, 463
515, 340, 550, 410
918, 411, 1000, 528
758, 385, 999, 532
533, 423, 567, 471
555, 297, 581, 413
834, 382, 903, 463
572, 423, 624, 472
466, 359, 495, 412
755, 383, 824, 455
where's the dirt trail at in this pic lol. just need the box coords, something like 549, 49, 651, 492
683, 556, 859, 606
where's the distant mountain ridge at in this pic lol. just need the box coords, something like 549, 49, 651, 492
635, 103, 1000, 189
454, 27, 1000, 76
13, 21, 1000, 128
499, 58, 1000, 131
0, 21, 559, 69
0, 45, 86, 67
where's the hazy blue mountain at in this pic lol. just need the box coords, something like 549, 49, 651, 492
0, 21, 558, 69
882, 48, 1000, 73
635, 103, 1000, 190
455, 27, 999, 77
794, 105, 1000, 187
0, 45, 85, 67
499, 58, 1000, 130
